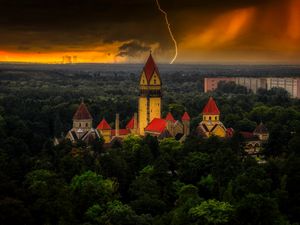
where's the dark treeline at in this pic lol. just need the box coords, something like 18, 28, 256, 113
0, 69, 300, 225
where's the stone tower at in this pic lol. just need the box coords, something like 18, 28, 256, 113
138, 53, 162, 135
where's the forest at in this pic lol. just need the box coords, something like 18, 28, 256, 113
0, 67, 300, 225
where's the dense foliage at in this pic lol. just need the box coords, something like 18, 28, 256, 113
0, 68, 300, 225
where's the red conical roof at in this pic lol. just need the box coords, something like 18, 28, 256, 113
143, 53, 160, 83
165, 112, 176, 122
126, 116, 135, 129
202, 97, 220, 115
73, 102, 92, 120
181, 112, 190, 121
97, 118, 111, 130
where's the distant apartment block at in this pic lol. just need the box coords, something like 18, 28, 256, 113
204, 77, 300, 98
267, 77, 300, 98
235, 77, 268, 93
204, 77, 235, 93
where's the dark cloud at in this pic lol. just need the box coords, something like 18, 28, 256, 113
0, 0, 298, 63
0, 0, 281, 52
117, 41, 151, 57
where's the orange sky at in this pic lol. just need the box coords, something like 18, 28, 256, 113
0, 0, 300, 64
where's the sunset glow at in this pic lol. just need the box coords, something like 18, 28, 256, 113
0, 0, 300, 63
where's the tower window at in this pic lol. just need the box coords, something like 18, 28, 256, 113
154, 79, 156, 84
86, 123, 88, 127
209, 116, 211, 120
215, 116, 217, 120
79, 123, 81, 127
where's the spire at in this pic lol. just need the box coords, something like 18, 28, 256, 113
181, 112, 190, 121
97, 118, 111, 130
143, 53, 160, 83
73, 102, 92, 120
165, 112, 176, 122
202, 97, 220, 115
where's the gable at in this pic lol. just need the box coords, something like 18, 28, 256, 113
140, 72, 148, 85
149, 71, 161, 85
212, 125, 226, 137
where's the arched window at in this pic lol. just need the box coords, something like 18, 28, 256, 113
79, 123, 81, 127
154, 79, 157, 84
209, 116, 211, 120
215, 116, 217, 120
86, 123, 88, 127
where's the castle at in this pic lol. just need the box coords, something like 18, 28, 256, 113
65, 53, 190, 145
64, 53, 269, 154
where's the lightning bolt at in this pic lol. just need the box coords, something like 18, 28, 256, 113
155, 0, 178, 64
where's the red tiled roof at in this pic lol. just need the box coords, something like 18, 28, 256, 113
143, 53, 160, 83
145, 118, 167, 133
97, 119, 111, 130
126, 117, 135, 129
165, 112, 176, 122
202, 97, 220, 115
111, 129, 131, 136
73, 102, 92, 120
181, 112, 190, 121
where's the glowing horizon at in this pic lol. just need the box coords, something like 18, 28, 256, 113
0, 0, 300, 64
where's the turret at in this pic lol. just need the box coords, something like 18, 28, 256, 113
202, 97, 220, 123
72, 101, 93, 134
197, 97, 227, 138
165, 112, 175, 136
181, 112, 190, 136
97, 118, 112, 143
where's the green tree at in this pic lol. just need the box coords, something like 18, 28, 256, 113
129, 166, 167, 216
235, 194, 288, 225
170, 185, 202, 225
86, 200, 152, 225
25, 169, 72, 225
178, 152, 211, 184
189, 199, 234, 225
70, 171, 118, 220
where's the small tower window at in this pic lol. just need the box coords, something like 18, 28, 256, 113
86, 123, 88, 127
209, 116, 211, 120
79, 123, 81, 127
154, 79, 157, 84
215, 116, 217, 120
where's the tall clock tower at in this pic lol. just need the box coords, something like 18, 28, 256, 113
138, 53, 162, 135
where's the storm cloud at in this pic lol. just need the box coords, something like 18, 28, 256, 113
0, 0, 299, 63
117, 41, 151, 57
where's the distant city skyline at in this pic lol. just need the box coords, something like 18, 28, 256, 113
0, 0, 300, 64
